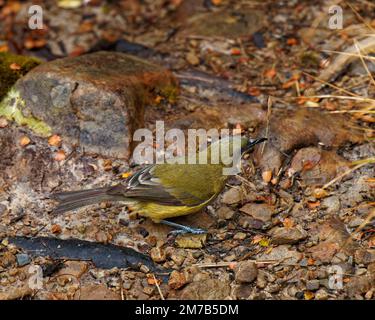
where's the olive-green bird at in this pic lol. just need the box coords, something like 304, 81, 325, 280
53, 136, 266, 234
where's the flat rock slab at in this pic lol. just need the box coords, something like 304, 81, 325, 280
9, 51, 177, 159
254, 108, 364, 175
290, 147, 350, 186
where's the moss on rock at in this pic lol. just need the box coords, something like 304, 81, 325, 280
0, 52, 41, 100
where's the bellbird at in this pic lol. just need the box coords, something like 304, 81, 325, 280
52, 136, 266, 234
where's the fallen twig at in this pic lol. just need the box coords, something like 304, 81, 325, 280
152, 274, 165, 300
322, 158, 375, 189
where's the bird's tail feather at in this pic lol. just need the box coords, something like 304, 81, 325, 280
52, 187, 122, 214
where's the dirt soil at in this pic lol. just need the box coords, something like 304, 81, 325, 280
0, 0, 374, 300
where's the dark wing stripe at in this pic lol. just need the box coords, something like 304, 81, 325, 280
107, 165, 198, 206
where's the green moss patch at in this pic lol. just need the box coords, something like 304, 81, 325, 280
0, 52, 41, 100
0, 88, 52, 137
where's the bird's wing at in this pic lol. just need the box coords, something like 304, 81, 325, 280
106, 165, 204, 206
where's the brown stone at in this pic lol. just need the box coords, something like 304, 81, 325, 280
79, 284, 121, 300
259, 245, 303, 264
14, 51, 177, 159
179, 9, 265, 38
150, 247, 167, 263
221, 188, 242, 205
235, 261, 258, 283
216, 206, 235, 220
0, 251, 16, 268
56, 261, 88, 279
309, 217, 358, 262
289, 147, 349, 186
309, 242, 340, 263
175, 234, 207, 249
345, 274, 375, 298
180, 278, 230, 299
233, 284, 252, 299
355, 249, 375, 265
270, 226, 308, 245
254, 109, 363, 175
168, 270, 187, 290
240, 203, 273, 223
167, 104, 265, 132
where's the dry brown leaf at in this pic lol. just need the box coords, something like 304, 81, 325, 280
54, 150, 66, 161
264, 68, 277, 79
9, 63, 21, 71
0, 44, 8, 52
51, 224, 62, 234
304, 291, 315, 300
19, 136, 31, 146
287, 38, 298, 46
48, 134, 62, 147
283, 218, 294, 228
307, 201, 320, 209
262, 170, 272, 183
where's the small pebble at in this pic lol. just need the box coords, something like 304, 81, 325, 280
0, 117, 8, 128
321, 196, 340, 214
233, 232, 247, 240
168, 270, 187, 290
137, 227, 149, 238
216, 206, 235, 220
365, 290, 373, 300
222, 188, 242, 205
306, 279, 320, 291
355, 268, 367, 276
150, 247, 166, 263
16, 253, 31, 267
192, 251, 203, 259
300, 258, 308, 267
139, 265, 150, 273
235, 261, 258, 283
171, 253, 186, 266
186, 51, 200, 66
0, 204, 7, 216
315, 288, 329, 300
295, 291, 304, 299
8, 268, 18, 276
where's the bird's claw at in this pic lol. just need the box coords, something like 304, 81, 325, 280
160, 219, 207, 236
168, 227, 206, 236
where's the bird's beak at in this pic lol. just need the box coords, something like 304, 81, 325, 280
241, 137, 267, 154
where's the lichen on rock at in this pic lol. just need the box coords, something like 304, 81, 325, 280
11, 51, 178, 159
0, 87, 52, 137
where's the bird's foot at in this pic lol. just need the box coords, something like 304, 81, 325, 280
168, 228, 206, 236
159, 220, 207, 235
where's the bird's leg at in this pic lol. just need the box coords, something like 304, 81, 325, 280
159, 220, 206, 235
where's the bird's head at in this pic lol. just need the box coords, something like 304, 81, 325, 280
205, 135, 266, 172
240, 136, 267, 154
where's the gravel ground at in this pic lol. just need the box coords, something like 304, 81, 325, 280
0, 0, 374, 300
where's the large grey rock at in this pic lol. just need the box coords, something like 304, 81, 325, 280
7, 51, 177, 159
